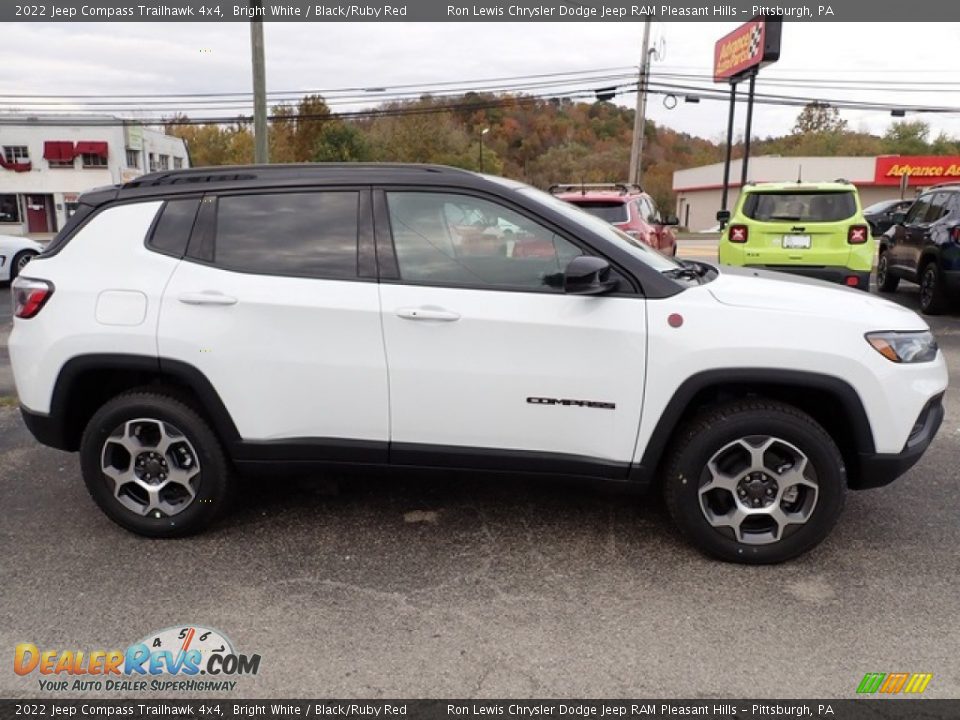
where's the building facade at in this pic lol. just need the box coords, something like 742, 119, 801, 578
673, 155, 960, 231
0, 116, 189, 236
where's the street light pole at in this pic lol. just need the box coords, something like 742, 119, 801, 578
628, 19, 652, 187
479, 127, 489, 173
249, 0, 269, 164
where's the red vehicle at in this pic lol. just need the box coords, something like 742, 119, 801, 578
550, 183, 679, 256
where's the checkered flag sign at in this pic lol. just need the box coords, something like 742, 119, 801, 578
748, 23, 763, 59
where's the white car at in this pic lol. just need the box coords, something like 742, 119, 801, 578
7, 164, 949, 564
0, 234, 42, 282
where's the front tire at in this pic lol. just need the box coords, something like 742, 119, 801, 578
80, 390, 233, 537
876, 252, 899, 292
662, 400, 846, 564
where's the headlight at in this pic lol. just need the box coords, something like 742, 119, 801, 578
866, 331, 938, 363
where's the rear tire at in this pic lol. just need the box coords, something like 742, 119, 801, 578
80, 390, 233, 537
918, 260, 948, 315
662, 399, 846, 564
10, 250, 37, 281
876, 252, 899, 292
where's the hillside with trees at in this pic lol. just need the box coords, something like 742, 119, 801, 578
165, 96, 960, 215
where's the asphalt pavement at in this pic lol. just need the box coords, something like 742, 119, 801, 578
2, 243, 959, 700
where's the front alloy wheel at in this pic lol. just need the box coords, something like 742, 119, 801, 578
699, 436, 818, 545
663, 400, 846, 564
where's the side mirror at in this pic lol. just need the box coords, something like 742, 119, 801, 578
891, 212, 907, 226
662, 215, 680, 226
716, 210, 731, 224
563, 256, 619, 295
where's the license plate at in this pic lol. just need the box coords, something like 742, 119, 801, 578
782, 234, 811, 249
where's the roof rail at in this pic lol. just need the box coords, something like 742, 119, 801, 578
122, 162, 475, 189
548, 182, 643, 196
927, 181, 960, 191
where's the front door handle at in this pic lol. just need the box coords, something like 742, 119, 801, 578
395, 307, 461, 322
178, 291, 238, 306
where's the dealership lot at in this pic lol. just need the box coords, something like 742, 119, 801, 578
2, 253, 959, 699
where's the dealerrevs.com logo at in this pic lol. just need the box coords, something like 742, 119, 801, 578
14, 625, 261, 693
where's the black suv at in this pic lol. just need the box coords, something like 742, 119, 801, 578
877, 183, 960, 314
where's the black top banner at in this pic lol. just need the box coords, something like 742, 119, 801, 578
3, 0, 957, 22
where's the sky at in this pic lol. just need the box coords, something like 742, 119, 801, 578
2, 21, 960, 144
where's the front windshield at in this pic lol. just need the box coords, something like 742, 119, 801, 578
513, 185, 683, 272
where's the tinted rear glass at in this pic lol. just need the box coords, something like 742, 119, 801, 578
148, 198, 200, 257
743, 191, 857, 222
214, 191, 359, 279
567, 201, 629, 224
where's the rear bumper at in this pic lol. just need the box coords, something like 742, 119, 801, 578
746, 265, 871, 291
853, 393, 944, 490
20, 405, 71, 452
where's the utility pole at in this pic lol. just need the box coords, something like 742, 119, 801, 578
628, 20, 652, 187
250, 0, 269, 164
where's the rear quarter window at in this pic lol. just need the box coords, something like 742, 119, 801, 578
743, 191, 857, 223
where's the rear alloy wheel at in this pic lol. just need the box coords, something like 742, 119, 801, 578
919, 261, 948, 315
80, 390, 232, 537
876, 252, 899, 292
663, 400, 846, 564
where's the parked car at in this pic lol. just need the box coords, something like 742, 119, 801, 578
877, 183, 960, 314
0, 234, 43, 282
864, 198, 914, 237
718, 181, 873, 291
9, 164, 947, 564
550, 183, 678, 256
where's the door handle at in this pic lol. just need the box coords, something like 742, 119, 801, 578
178, 292, 238, 306
395, 307, 461, 322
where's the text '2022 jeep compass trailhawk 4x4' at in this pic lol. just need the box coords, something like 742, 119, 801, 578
9, 164, 948, 564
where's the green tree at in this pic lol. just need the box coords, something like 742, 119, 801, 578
883, 121, 931, 155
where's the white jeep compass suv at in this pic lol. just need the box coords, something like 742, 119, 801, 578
9, 164, 948, 564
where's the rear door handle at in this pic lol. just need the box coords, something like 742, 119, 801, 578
178, 292, 238, 306
395, 307, 460, 322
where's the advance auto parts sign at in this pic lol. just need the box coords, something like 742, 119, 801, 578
875, 156, 960, 186
714, 19, 781, 83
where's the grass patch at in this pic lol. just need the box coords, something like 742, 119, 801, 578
0, 396, 19, 408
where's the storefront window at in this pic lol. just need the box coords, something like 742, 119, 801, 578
0, 194, 20, 223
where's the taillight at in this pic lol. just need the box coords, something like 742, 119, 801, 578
729, 225, 748, 243
951, 227, 960, 243
12, 277, 54, 319
848, 225, 869, 244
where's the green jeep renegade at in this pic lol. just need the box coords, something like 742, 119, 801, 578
718, 181, 874, 291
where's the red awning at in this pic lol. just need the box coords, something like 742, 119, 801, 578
75, 141, 108, 157
43, 141, 76, 161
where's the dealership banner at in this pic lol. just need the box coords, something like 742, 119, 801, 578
874, 156, 960, 187
4, 700, 960, 718
2, 0, 959, 22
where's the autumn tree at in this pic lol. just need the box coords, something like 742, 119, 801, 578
792, 102, 848, 135
883, 121, 931, 155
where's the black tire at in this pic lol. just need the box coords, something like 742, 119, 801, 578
10, 250, 37, 281
876, 251, 899, 293
662, 399, 846, 564
918, 260, 948, 315
80, 390, 233, 537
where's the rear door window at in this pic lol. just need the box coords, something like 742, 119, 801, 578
922, 193, 951, 223
569, 201, 628, 224
212, 191, 359, 279
743, 191, 857, 222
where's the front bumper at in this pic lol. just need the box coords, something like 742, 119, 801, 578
746, 264, 871, 291
853, 393, 944, 489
